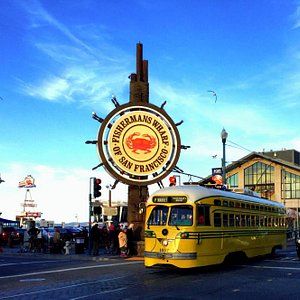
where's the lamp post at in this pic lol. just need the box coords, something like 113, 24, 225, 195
221, 128, 228, 186
106, 185, 112, 207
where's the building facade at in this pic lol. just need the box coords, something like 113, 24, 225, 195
225, 150, 300, 222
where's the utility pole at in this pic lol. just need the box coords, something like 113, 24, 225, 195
88, 177, 95, 255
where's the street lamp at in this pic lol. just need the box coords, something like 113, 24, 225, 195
221, 128, 228, 186
106, 185, 112, 207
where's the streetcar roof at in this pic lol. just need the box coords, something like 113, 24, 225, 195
148, 185, 285, 208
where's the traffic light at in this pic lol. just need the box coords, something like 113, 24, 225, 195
93, 178, 102, 198
169, 175, 176, 187
93, 206, 102, 215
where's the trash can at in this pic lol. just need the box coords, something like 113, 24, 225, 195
75, 238, 85, 254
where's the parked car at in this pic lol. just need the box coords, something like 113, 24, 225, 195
40, 227, 55, 243
0, 227, 21, 245
16, 228, 26, 244
57, 226, 85, 242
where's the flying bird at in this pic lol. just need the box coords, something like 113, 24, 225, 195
208, 90, 217, 103
212, 154, 217, 159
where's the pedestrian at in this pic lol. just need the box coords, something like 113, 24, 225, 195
52, 228, 62, 254
108, 223, 117, 254
91, 223, 101, 256
118, 228, 128, 258
28, 225, 40, 252
102, 225, 110, 254
127, 223, 135, 256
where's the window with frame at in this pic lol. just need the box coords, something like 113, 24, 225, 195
223, 213, 228, 227
236, 215, 241, 227
244, 162, 274, 197
147, 205, 169, 226
169, 205, 193, 226
227, 173, 238, 188
197, 205, 210, 226
229, 214, 235, 227
241, 215, 246, 227
214, 213, 222, 227
282, 170, 300, 199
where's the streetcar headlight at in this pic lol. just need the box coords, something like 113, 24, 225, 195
296, 239, 300, 245
162, 239, 168, 246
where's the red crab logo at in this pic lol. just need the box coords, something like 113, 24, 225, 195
126, 132, 157, 154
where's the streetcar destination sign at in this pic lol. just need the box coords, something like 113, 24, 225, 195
152, 196, 187, 203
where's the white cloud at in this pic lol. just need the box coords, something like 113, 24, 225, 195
292, 4, 300, 29
24, 76, 71, 102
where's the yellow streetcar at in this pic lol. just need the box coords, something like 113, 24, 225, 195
144, 185, 287, 268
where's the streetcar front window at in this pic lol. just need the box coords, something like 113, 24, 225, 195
169, 205, 193, 226
147, 205, 169, 226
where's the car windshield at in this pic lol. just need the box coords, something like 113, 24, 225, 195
147, 205, 169, 226
169, 205, 193, 226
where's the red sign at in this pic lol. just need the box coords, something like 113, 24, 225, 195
25, 212, 41, 218
18, 175, 36, 188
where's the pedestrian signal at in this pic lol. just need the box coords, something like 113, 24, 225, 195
93, 178, 102, 198
169, 176, 176, 187
93, 206, 102, 215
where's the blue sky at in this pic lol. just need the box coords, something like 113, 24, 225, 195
1, 0, 300, 222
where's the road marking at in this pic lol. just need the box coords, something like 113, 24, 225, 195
0, 276, 127, 299
19, 278, 46, 282
70, 287, 127, 300
239, 264, 300, 271
0, 260, 60, 267
264, 259, 300, 263
0, 261, 142, 280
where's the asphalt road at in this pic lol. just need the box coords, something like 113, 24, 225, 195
0, 246, 300, 299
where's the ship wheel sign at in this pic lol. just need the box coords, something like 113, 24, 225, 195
94, 102, 181, 186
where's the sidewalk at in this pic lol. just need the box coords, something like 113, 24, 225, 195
0, 246, 144, 262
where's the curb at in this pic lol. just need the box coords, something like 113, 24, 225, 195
0, 247, 144, 261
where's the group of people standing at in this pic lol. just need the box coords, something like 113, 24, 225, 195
91, 222, 135, 257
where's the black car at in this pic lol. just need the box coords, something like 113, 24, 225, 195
0, 227, 21, 245
57, 227, 85, 242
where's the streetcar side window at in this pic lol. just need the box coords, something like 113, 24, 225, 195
197, 205, 210, 226
236, 215, 241, 227
214, 213, 222, 227
229, 214, 235, 226
223, 213, 228, 227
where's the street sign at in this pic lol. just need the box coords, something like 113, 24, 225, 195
102, 206, 118, 216
212, 168, 222, 176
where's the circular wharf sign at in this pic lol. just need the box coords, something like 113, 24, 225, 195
97, 103, 181, 186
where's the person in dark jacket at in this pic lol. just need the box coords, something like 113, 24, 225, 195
91, 223, 101, 256
126, 223, 135, 256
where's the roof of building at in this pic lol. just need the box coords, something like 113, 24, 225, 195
199, 150, 300, 185
226, 151, 300, 173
